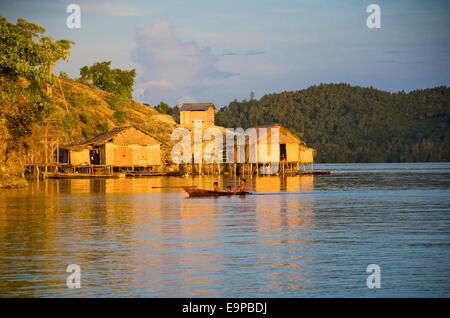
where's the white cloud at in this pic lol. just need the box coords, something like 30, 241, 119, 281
143, 79, 173, 89
177, 96, 197, 104
132, 18, 238, 105
134, 80, 174, 100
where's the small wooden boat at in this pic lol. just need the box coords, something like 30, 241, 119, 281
184, 187, 251, 197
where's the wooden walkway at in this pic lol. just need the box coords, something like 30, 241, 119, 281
25, 162, 329, 179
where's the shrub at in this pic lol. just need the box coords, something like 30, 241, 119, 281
110, 92, 129, 111
114, 110, 126, 123
69, 92, 88, 108
82, 128, 91, 140
61, 114, 75, 133
79, 112, 93, 125
99, 121, 109, 133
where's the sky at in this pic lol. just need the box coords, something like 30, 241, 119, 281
1, 0, 449, 107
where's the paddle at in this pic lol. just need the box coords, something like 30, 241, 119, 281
152, 186, 197, 188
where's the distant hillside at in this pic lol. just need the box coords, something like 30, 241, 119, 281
216, 84, 450, 163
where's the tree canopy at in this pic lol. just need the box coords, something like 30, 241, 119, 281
79, 61, 136, 97
0, 16, 74, 137
216, 84, 450, 163
0, 17, 73, 83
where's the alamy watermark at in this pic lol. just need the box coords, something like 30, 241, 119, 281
366, 264, 381, 288
171, 121, 280, 174
366, 4, 381, 29
66, 4, 81, 29
66, 264, 81, 288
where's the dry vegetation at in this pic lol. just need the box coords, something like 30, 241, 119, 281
51, 78, 179, 161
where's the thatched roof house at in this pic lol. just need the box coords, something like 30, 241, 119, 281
60, 126, 162, 166
222, 124, 314, 164
255, 124, 314, 163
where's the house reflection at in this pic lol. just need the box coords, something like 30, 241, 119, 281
251, 175, 316, 292
125, 179, 223, 296
0, 176, 317, 296
252, 175, 314, 241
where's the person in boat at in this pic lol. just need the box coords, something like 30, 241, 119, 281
237, 179, 246, 193
213, 182, 220, 192
226, 186, 236, 194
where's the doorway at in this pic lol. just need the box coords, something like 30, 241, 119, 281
280, 144, 287, 162
90, 149, 100, 165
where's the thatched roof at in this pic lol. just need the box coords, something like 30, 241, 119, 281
180, 103, 217, 111
63, 126, 164, 150
254, 124, 306, 145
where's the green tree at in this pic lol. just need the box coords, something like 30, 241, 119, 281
79, 61, 136, 98
59, 71, 69, 79
0, 16, 74, 138
155, 102, 172, 114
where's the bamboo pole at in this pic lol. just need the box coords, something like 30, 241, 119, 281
53, 65, 69, 113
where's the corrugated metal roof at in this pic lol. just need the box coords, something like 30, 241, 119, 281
180, 103, 216, 111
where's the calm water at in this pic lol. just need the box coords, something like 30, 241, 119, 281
0, 163, 449, 297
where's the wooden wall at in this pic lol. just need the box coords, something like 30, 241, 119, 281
113, 146, 133, 166
69, 149, 90, 165
180, 108, 215, 126
299, 147, 314, 163
286, 143, 299, 162
105, 143, 161, 166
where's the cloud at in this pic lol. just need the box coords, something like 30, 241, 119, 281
220, 50, 265, 56
38, 2, 142, 16
132, 18, 238, 105
134, 80, 174, 99
177, 96, 198, 104
82, 3, 141, 16
221, 52, 237, 56
244, 50, 265, 56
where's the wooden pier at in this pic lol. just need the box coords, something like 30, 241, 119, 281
25, 162, 330, 179
25, 163, 170, 179
177, 162, 329, 177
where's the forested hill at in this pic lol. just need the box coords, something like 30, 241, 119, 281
215, 84, 450, 163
